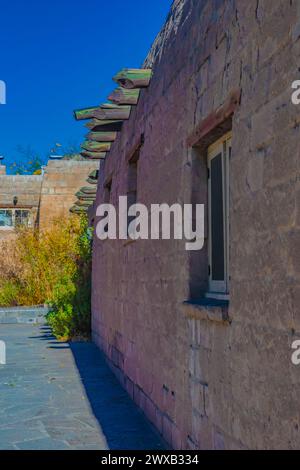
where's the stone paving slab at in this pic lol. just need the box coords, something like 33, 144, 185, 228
0, 307, 49, 324
0, 324, 166, 450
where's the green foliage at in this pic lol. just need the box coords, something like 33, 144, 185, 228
0, 215, 93, 341
47, 305, 75, 341
0, 281, 21, 307
47, 216, 93, 340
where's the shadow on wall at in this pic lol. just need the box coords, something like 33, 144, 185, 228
36, 327, 166, 450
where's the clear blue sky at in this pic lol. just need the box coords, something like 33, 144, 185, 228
0, 0, 172, 172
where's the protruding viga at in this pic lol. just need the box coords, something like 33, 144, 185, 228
113, 68, 152, 89
74, 107, 99, 121
81, 141, 111, 152
87, 176, 98, 185
74, 103, 131, 121
86, 132, 117, 142
108, 88, 140, 105
75, 191, 96, 201
81, 151, 107, 160
70, 205, 88, 214
88, 169, 99, 180
93, 105, 131, 120
85, 119, 124, 132
80, 186, 97, 195
75, 199, 94, 207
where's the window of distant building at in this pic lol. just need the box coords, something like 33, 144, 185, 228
0, 208, 32, 230
0, 210, 13, 228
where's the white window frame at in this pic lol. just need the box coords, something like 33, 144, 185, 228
0, 208, 32, 230
207, 132, 231, 297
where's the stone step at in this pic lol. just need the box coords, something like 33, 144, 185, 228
0, 306, 49, 324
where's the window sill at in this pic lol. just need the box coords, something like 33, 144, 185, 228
182, 298, 230, 324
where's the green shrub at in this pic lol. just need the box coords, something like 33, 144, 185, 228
0, 214, 92, 340
47, 304, 74, 341
0, 280, 21, 307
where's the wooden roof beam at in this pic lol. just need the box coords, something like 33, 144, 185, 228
74, 199, 94, 208
113, 68, 152, 89
74, 107, 99, 121
81, 141, 111, 152
93, 104, 131, 120
80, 151, 107, 160
85, 131, 117, 142
108, 88, 140, 105
85, 119, 124, 132
74, 103, 131, 121
70, 205, 88, 214
75, 191, 96, 201
86, 177, 98, 185
80, 186, 97, 195
88, 169, 99, 179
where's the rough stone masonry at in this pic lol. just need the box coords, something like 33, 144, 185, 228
91, 0, 300, 449
0, 159, 98, 242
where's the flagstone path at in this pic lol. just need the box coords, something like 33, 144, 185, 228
0, 322, 166, 450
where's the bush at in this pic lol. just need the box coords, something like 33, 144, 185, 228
0, 215, 92, 340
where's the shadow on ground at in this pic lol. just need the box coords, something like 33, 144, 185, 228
36, 326, 167, 450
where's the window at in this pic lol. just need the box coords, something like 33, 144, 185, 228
127, 149, 140, 233
0, 210, 13, 228
0, 209, 31, 229
207, 132, 231, 296
15, 210, 30, 227
103, 178, 112, 233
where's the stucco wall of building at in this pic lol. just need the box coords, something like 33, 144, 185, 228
92, 0, 300, 449
0, 174, 43, 242
0, 159, 99, 241
38, 160, 99, 229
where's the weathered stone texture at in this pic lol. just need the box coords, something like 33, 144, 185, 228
0, 160, 99, 240
38, 160, 99, 229
0, 175, 42, 208
0, 175, 43, 241
92, 0, 300, 449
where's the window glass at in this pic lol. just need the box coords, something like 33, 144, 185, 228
15, 210, 30, 227
0, 210, 13, 227
207, 132, 231, 295
127, 150, 140, 235
210, 153, 225, 281
0, 209, 31, 228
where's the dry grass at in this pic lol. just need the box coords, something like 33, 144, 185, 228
0, 215, 92, 340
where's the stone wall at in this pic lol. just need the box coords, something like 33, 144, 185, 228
0, 174, 42, 242
38, 160, 99, 229
92, 0, 300, 449
0, 159, 99, 241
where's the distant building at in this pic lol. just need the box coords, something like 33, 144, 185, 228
0, 158, 98, 241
